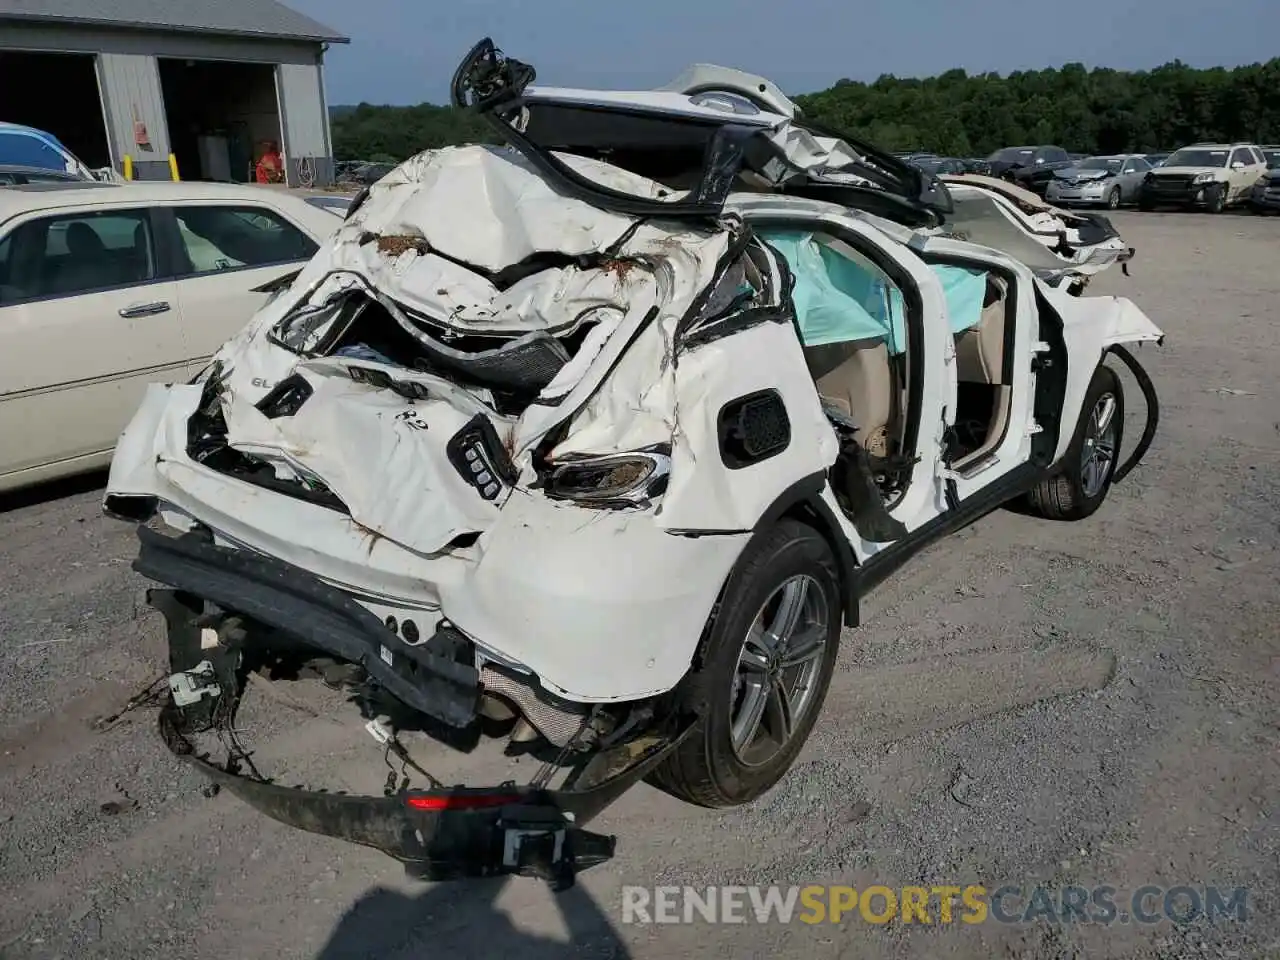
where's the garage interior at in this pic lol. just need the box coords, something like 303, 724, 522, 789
0, 51, 111, 168
158, 58, 282, 183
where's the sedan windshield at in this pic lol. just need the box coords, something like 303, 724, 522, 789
1078, 157, 1123, 172
1165, 149, 1229, 168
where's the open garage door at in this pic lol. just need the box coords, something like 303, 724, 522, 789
0, 51, 111, 168
158, 58, 282, 183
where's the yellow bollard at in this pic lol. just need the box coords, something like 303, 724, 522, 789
122, 155, 133, 180
168, 153, 179, 181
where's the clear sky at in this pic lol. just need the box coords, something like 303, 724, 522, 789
290, 0, 1276, 106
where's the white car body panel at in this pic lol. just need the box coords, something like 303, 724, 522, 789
938, 181, 1131, 275
0, 280, 187, 483
1040, 283, 1163, 463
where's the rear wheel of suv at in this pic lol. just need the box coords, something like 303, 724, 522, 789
1025, 364, 1125, 522
651, 520, 842, 808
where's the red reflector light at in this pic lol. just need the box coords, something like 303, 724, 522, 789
405, 793, 523, 811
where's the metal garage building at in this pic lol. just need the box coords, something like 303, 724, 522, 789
0, 0, 348, 186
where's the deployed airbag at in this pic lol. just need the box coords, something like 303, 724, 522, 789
760, 230, 986, 353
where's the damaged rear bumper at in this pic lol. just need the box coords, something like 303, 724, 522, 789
141, 533, 699, 886
135, 524, 481, 728
159, 699, 692, 887
137, 525, 700, 886
107, 383, 748, 703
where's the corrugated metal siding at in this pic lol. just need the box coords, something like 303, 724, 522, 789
277, 61, 327, 157
97, 52, 170, 162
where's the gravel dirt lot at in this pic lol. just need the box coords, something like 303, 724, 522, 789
1, 211, 1276, 960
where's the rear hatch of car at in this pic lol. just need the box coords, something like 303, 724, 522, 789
449, 37, 953, 227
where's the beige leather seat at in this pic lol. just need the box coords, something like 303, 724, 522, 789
955, 275, 1008, 384
804, 337, 892, 456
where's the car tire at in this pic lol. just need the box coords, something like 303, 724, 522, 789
1206, 183, 1228, 213
1138, 197, 1155, 212
651, 519, 842, 808
1025, 364, 1125, 522
1106, 187, 1122, 210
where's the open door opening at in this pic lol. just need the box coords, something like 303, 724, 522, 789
0, 51, 110, 168
944, 269, 1015, 469
158, 58, 281, 183
755, 228, 919, 541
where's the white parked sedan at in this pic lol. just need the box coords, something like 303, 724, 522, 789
0, 181, 341, 493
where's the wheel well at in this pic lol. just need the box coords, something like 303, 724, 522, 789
775, 498, 860, 628
675, 481, 859, 708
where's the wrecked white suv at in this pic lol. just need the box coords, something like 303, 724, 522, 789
103, 40, 1162, 888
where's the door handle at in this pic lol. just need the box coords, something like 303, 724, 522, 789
118, 300, 171, 318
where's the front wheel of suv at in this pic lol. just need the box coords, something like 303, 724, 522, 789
1206, 182, 1228, 213
1025, 364, 1125, 522
1138, 196, 1155, 212
651, 520, 842, 808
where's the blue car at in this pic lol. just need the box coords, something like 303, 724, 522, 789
0, 122, 96, 179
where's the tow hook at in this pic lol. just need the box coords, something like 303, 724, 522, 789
497, 804, 614, 890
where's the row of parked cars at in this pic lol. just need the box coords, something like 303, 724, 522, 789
907, 142, 1280, 214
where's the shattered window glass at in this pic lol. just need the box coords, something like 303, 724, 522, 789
271, 298, 352, 354
681, 241, 773, 341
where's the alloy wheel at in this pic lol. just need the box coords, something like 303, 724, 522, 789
729, 574, 830, 766
1081, 392, 1119, 498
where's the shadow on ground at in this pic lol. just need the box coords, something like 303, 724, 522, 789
0, 468, 106, 513
315, 877, 630, 959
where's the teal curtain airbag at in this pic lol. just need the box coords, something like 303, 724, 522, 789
761, 230, 988, 355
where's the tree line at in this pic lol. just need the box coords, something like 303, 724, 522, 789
331, 58, 1280, 163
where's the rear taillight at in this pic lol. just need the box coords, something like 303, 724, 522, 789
405, 792, 524, 811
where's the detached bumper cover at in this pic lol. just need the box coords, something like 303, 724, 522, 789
159, 701, 691, 886
141, 529, 700, 884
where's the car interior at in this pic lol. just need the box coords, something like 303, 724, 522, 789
174, 206, 316, 274
0, 211, 155, 302
756, 229, 1015, 528
948, 269, 1013, 468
